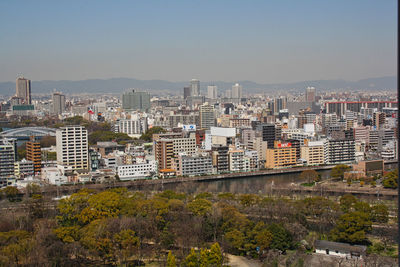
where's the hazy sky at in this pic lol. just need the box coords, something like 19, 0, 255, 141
0, 0, 397, 83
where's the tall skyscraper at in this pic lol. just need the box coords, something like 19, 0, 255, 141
0, 138, 17, 183
183, 86, 191, 99
122, 90, 151, 111
231, 83, 242, 99
52, 92, 66, 114
26, 137, 41, 174
190, 79, 200, 96
200, 104, 215, 129
305, 87, 316, 102
56, 126, 89, 172
16, 77, 31, 104
257, 123, 276, 148
207, 85, 218, 99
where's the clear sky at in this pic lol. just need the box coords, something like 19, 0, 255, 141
0, 0, 397, 83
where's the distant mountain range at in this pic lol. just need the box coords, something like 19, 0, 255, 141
0, 76, 396, 96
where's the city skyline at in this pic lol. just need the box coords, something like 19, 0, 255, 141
0, 1, 396, 84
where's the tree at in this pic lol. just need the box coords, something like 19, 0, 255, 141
371, 204, 389, 223
17, 143, 26, 161
187, 199, 212, 216
331, 164, 351, 179
267, 224, 293, 252
330, 211, 372, 244
114, 229, 140, 265
185, 248, 199, 267
140, 127, 166, 142
2, 186, 20, 202
200, 243, 222, 267
40, 135, 56, 147
166, 251, 176, 267
339, 194, 358, 213
382, 170, 398, 189
299, 170, 319, 183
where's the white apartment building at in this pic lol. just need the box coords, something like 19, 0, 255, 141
117, 160, 157, 180
172, 137, 197, 157
56, 126, 89, 172
176, 153, 213, 176
324, 139, 356, 165
228, 149, 250, 172
118, 116, 148, 136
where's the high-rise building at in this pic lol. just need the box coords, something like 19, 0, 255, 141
301, 140, 324, 166
207, 85, 218, 99
324, 139, 356, 165
231, 83, 242, 99
155, 139, 174, 171
200, 104, 215, 129
0, 138, 17, 184
26, 138, 41, 174
118, 116, 148, 135
256, 123, 276, 148
56, 126, 89, 172
265, 141, 297, 169
191, 79, 200, 96
305, 87, 316, 102
184, 86, 191, 99
16, 77, 31, 104
122, 90, 151, 111
272, 97, 287, 114
212, 145, 229, 172
373, 112, 386, 129
52, 92, 66, 114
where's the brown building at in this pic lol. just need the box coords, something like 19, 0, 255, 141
353, 160, 384, 176
26, 139, 41, 174
265, 140, 297, 169
155, 139, 174, 171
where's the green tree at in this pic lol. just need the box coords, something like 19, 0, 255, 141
224, 229, 245, 253
238, 194, 260, 207
371, 204, 389, 223
331, 164, 351, 179
167, 251, 177, 267
187, 198, 212, 216
185, 248, 199, 267
382, 171, 398, 189
2, 186, 20, 202
200, 243, 223, 267
339, 194, 358, 213
140, 126, 166, 142
114, 229, 140, 264
267, 224, 293, 252
255, 229, 273, 252
77, 190, 123, 224
17, 144, 26, 161
330, 211, 372, 244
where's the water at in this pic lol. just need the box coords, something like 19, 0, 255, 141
149, 169, 332, 195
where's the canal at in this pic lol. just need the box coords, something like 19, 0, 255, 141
145, 169, 333, 195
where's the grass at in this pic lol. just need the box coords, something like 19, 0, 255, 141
300, 182, 315, 187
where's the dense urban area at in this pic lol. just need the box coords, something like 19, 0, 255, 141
0, 77, 398, 266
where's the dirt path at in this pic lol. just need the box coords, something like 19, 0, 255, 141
226, 254, 262, 267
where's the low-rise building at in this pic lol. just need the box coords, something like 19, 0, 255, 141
175, 153, 212, 176
117, 160, 157, 180
14, 159, 34, 178
315, 240, 366, 259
